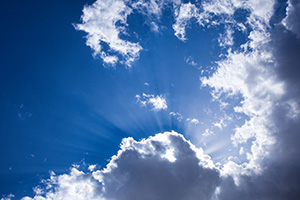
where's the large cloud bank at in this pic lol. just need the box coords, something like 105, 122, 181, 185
19, 0, 300, 199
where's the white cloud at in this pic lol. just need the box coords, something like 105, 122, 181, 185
136, 93, 168, 111
75, 0, 142, 66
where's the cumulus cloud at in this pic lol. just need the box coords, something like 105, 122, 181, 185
136, 93, 168, 111
22, 132, 220, 200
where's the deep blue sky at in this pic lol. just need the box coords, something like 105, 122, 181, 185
0, 0, 102, 197
1, 0, 300, 199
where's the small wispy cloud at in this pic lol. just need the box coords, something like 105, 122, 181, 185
185, 56, 197, 66
186, 118, 199, 125
202, 129, 214, 137
136, 93, 167, 111
169, 112, 183, 121
18, 104, 32, 120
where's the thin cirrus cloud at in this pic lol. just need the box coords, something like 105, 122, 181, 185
18, 0, 300, 199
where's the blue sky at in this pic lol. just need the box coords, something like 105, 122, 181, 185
1, 0, 300, 199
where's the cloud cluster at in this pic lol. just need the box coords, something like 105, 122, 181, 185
21, 0, 300, 199
136, 93, 168, 111
201, 0, 300, 198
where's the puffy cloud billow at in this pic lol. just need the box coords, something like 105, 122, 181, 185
22, 131, 220, 200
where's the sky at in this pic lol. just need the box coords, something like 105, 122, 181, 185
1, 0, 300, 199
